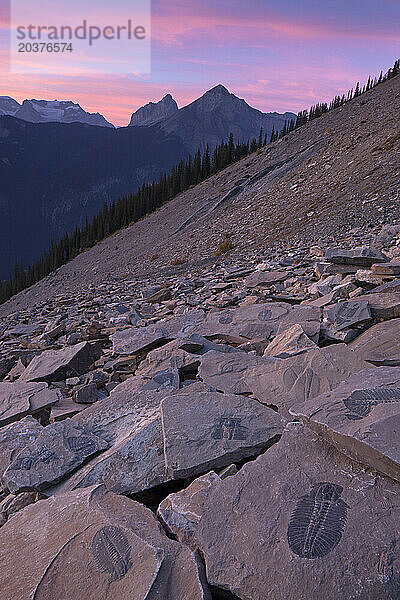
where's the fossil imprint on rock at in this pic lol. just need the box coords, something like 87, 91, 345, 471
92, 525, 133, 581
287, 482, 349, 559
344, 388, 400, 420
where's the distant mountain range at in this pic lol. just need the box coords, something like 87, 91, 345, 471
0, 86, 295, 278
0, 97, 114, 127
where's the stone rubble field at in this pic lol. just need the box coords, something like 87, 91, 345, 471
3, 231, 400, 598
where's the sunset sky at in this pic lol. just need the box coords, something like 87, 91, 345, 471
0, 0, 399, 126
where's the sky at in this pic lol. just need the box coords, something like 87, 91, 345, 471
0, 0, 399, 126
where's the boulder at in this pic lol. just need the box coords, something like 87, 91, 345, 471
263, 324, 317, 358
350, 319, 400, 365
198, 350, 264, 394
196, 423, 400, 600
161, 391, 285, 479
0, 485, 211, 599
20, 342, 102, 383
290, 366, 400, 483
0, 381, 59, 427
158, 471, 221, 550
3, 420, 109, 493
245, 344, 370, 418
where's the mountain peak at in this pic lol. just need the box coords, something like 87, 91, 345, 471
206, 84, 230, 96
129, 94, 178, 127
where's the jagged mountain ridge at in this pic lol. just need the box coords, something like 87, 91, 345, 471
0, 97, 114, 127
129, 94, 178, 126
130, 85, 295, 152
1, 73, 398, 316
160, 84, 296, 152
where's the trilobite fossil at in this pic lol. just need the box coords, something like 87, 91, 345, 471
344, 388, 400, 420
66, 435, 97, 454
287, 482, 349, 559
92, 525, 132, 581
257, 308, 272, 322
211, 417, 249, 440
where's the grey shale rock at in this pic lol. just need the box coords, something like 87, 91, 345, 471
195, 303, 321, 344
324, 299, 372, 331
20, 342, 102, 383
3, 420, 109, 493
245, 344, 370, 418
350, 319, 400, 365
136, 340, 201, 378
325, 246, 387, 266
263, 323, 318, 358
111, 310, 206, 355
290, 366, 400, 483
158, 471, 221, 549
346, 293, 400, 320
244, 270, 288, 288
0, 416, 43, 489
51, 381, 171, 496
161, 391, 285, 479
0, 485, 211, 600
0, 381, 59, 426
198, 350, 264, 394
196, 423, 400, 600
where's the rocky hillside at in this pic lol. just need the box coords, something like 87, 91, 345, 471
0, 74, 400, 599
2, 73, 398, 316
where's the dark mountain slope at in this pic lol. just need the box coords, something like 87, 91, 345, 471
1, 73, 398, 317
0, 117, 186, 277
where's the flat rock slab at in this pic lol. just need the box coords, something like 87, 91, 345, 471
158, 471, 221, 550
0, 485, 210, 600
372, 259, 400, 275
245, 344, 370, 418
112, 311, 206, 356
0, 381, 59, 427
196, 423, 400, 600
50, 382, 173, 496
20, 342, 102, 383
0, 416, 43, 491
198, 350, 264, 394
112, 324, 173, 356
290, 366, 400, 483
324, 300, 372, 331
350, 319, 400, 365
161, 391, 285, 479
263, 324, 318, 358
195, 303, 321, 344
3, 420, 109, 493
4, 323, 43, 337
244, 270, 288, 288
325, 246, 387, 266
72, 378, 164, 443
136, 340, 200, 378
54, 416, 167, 497
346, 293, 400, 320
